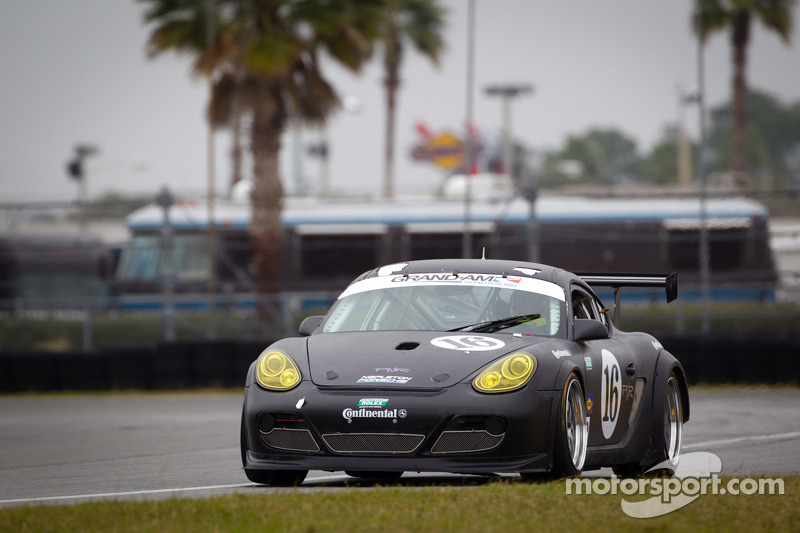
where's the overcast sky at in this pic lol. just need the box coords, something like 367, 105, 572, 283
1, 0, 799, 203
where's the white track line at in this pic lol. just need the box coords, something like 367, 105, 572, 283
683, 431, 800, 451
0, 483, 253, 506
4, 433, 799, 506
0, 473, 353, 506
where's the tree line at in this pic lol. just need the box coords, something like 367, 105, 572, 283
537, 89, 800, 190
136, 0, 796, 310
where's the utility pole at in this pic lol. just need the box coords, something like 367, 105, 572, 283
206, 0, 217, 317
156, 186, 176, 342
484, 83, 533, 184
676, 86, 699, 187
697, 37, 711, 334
462, 0, 476, 259
521, 174, 539, 263
65, 144, 98, 233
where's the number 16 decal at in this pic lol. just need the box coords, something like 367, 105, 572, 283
431, 335, 505, 351
601, 349, 621, 439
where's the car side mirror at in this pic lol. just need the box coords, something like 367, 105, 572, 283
298, 315, 324, 336
573, 318, 609, 341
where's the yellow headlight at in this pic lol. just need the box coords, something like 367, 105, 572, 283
256, 350, 301, 391
473, 353, 536, 393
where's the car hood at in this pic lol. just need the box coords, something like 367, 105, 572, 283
306, 330, 549, 388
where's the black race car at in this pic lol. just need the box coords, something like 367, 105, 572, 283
240, 259, 689, 486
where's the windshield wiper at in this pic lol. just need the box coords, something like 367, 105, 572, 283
447, 314, 541, 333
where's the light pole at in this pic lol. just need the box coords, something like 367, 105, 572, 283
311, 96, 362, 198
65, 144, 99, 233
156, 186, 176, 342
521, 172, 539, 263
484, 83, 533, 184
206, 0, 217, 315
462, 0, 476, 259
676, 85, 699, 187
697, 37, 710, 334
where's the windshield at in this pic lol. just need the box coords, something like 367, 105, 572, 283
116, 234, 208, 281
321, 273, 566, 338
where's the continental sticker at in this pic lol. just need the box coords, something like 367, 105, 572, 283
342, 408, 407, 421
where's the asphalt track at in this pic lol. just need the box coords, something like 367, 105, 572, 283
1, 388, 798, 507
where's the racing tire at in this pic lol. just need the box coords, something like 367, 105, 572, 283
241, 409, 308, 487
662, 373, 684, 468
552, 373, 589, 477
345, 471, 404, 480
613, 371, 684, 478
522, 373, 587, 481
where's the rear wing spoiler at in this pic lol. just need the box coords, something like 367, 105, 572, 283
578, 272, 678, 326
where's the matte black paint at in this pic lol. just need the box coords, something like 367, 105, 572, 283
241, 259, 689, 479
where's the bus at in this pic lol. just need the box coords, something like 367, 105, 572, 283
0, 233, 113, 313
112, 191, 778, 310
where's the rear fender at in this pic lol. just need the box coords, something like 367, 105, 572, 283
637, 350, 689, 468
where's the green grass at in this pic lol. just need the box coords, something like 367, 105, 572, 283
1, 476, 797, 532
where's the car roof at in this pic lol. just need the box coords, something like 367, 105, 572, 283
357, 258, 579, 289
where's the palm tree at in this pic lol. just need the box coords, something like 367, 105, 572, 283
140, 0, 222, 77
379, 0, 446, 199
139, 0, 384, 320
693, 0, 796, 175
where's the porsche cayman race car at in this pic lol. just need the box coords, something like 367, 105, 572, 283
240, 259, 689, 486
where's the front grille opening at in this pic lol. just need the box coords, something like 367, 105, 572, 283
257, 412, 320, 453
430, 430, 504, 454
259, 428, 320, 453
321, 433, 425, 454
429, 415, 507, 454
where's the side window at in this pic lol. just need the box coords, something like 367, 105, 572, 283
571, 290, 597, 321
571, 287, 608, 327
591, 294, 609, 327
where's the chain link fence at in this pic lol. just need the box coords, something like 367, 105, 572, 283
1, 193, 798, 352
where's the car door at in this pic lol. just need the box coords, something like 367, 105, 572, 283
569, 284, 636, 447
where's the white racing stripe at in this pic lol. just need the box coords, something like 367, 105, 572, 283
0, 473, 353, 506
683, 431, 800, 451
